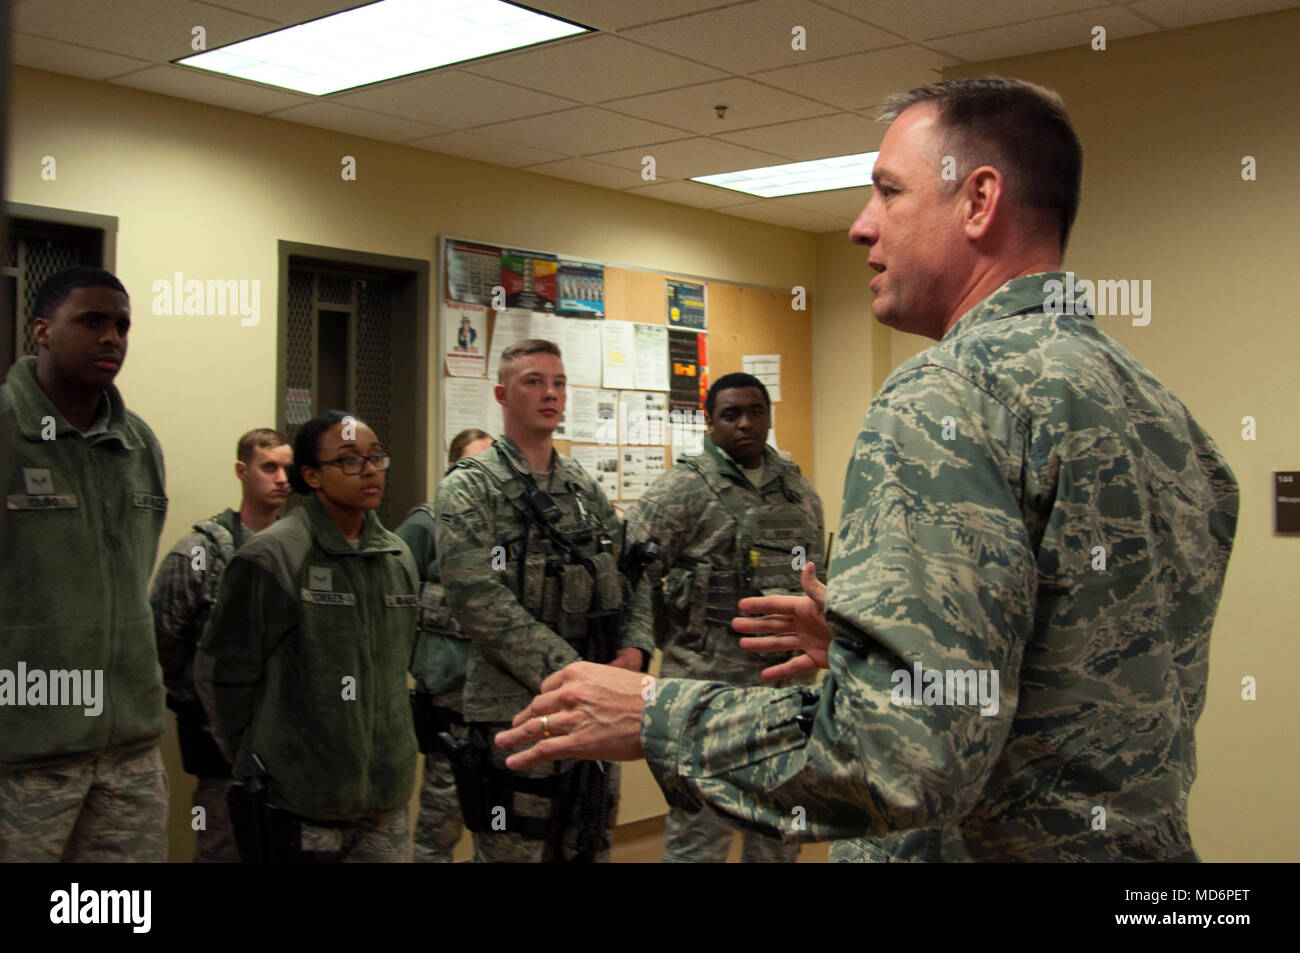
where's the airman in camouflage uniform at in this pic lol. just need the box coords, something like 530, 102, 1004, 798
625, 374, 824, 863
434, 340, 653, 863
495, 79, 1240, 863
150, 429, 290, 862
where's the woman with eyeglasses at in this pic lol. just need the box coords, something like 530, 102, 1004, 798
196, 409, 420, 862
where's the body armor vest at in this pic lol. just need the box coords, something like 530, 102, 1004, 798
457, 449, 624, 654
677, 456, 821, 628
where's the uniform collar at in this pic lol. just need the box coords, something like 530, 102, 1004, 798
700, 434, 777, 487
941, 271, 1094, 342
303, 493, 400, 556
2, 355, 141, 447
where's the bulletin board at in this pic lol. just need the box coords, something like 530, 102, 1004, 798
435, 236, 815, 499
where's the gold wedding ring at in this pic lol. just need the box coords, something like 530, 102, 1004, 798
540, 715, 551, 737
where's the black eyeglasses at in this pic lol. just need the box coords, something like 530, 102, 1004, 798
319, 453, 391, 475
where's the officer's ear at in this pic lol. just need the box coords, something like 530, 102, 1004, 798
31, 316, 51, 349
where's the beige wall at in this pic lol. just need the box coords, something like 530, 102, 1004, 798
8, 67, 817, 858
812, 9, 1300, 861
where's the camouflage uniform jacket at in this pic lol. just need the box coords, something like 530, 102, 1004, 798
395, 503, 469, 705
624, 434, 825, 682
641, 272, 1239, 862
434, 434, 654, 724
196, 494, 420, 820
151, 508, 245, 698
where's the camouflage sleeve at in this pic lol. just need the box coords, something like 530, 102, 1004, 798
588, 486, 653, 658
195, 556, 297, 769
434, 467, 580, 693
623, 471, 690, 647
393, 510, 437, 582
149, 532, 208, 694
641, 366, 1033, 842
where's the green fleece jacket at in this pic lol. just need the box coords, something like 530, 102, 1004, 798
196, 494, 420, 821
1, 356, 167, 767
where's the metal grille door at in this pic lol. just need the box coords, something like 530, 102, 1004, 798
283, 267, 400, 527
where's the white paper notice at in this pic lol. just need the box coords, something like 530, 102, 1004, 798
619, 391, 668, 446
487, 308, 530, 381
619, 447, 646, 501
530, 312, 566, 347
445, 378, 499, 446
766, 403, 779, 451
602, 322, 636, 389
444, 302, 488, 377
571, 445, 619, 497
563, 319, 603, 388
633, 323, 670, 391
743, 353, 782, 402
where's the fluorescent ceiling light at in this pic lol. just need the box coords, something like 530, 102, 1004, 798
176, 0, 589, 96
692, 152, 879, 198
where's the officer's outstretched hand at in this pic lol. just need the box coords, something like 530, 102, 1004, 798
733, 562, 832, 679
497, 662, 648, 769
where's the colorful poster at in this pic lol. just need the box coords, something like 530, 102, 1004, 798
669, 328, 707, 412
557, 261, 605, 316
667, 279, 706, 331
501, 248, 557, 311
444, 302, 488, 377
445, 240, 501, 306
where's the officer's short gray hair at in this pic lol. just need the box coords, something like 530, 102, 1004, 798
879, 77, 1083, 253
499, 338, 562, 383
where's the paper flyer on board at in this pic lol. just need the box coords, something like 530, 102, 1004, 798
563, 318, 603, 387
602, 322, 636, 389
633, 323, 670, 391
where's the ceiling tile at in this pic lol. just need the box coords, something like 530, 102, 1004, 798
475, 107, 690, 155
715, 112, 884, 160
1128, 0, 1298, 29
815, 0, 1100, 42
753, 45, 957, 110
405, 131, 568, 167
586, 137, 791, 179
776, 186, 872, 221
111, 64, 313, 113
603, 77, 837, 135
12, 32, 153, 81
621, 0, 901, 73
267, 101, 447, 142
463, 34, 727, 103
521, 158, 650, 191
719, 201, 845, 232
927, 7, 1159, 62
333, 70, 577, 129
188, 1, 373, 25
517, 0, 737, 32
624, 180, 756, 209
15, 0, 277, 61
